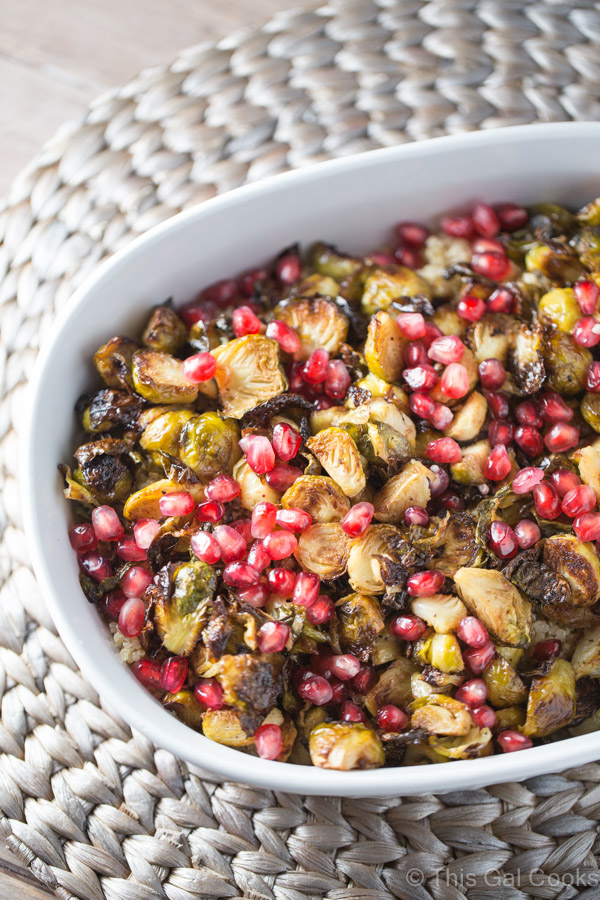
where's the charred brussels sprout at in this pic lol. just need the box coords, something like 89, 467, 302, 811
575, 443, 600, 504
445, 392, 487, 442
309, 722, 385, 770
132, 349, 199, 404
543, 535, 600, 607
411, 594, 467, 634
202, 709, 254, 747
217, 653, 282, 714
361, 266, 432, 316
179, 413, 240, 482
335, 593, 385, 661
522, 659, 576, 738
573, 226, 600, 271
411, 694, 472, 736
232, 458, 281, 509
525, 245, 582, 284
538, 288, 581, 332
212, 335, 287, 418
364, 657, 417, 715
274, 297, 348, 360
123, 479, 204, 520
454, 567, 531, 646
509, 326, 546, 396
154, 560, 216, 656
142, 303, 187, 354
482, 656, 527, 708
281, 475, 350, 523
347, 525, 403, 594
311, 242, 363, 282
450, 440, 490, 486
94, 336, 138, 389
80, 389, 143, 433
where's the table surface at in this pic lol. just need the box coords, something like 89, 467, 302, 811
0, 1, 291, 895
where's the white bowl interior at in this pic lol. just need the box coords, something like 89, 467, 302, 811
23, 122, 600, 795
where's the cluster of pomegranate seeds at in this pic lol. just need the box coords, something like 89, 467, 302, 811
376, 705, 408, 732
341, 502, 374, 537
182, 352, 217, 383
390, 614, 426, 642
497, 731, 533, 753
194, 679, 224, 710
406, 570, 445, 596
455, 678, 487, 708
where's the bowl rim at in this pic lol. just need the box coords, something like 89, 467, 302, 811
22, 121, 600, 796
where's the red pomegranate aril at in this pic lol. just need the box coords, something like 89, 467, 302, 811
276, 508, 312, 533
352, 665, 377, 695
455, 678, 487, 708
428, 464, 450, 497
472, 202, 500, 237
324, 360, 351, 399
244, 435, 275, 475
544, 423, 579, 453
551, 469, 581, 497
533, 482, 561, 520
478, 358, 506, 391
232, 305, 261, 338
160, 656, 188, 694
158, 491, 195, 518
266, 320, 301, 355
179, 300, 217, 328
515, 425, 544, 457
574, 512, 600, 542
116, 535, 147, 562
331, 680, 349, 704
272, 422, 301, 462
439, 490, 465, 511
118, 597, 145, 637
463, 641, 495, 675
489, 420, 514, 447
574, 316, 600, 348
341, 502, 374, 538
539, 392, 573, 424
92, 505, 124, 541
205, 473, 240, 503
440, 363, 470, 399
473, 237, 505, 255
292, 571, 320, 608
427, 334, 465, 365
263, 530, 297, 560
397, 312, 426, 340
303, 349, 329, 384
340, 700, 366, 723
267, 567, 296, 598
239, 583, 270, 608
368, 251, 396, 266
314, 397, 334, 410
306, 594, 335, 625
224, 562, 261, 588
575, 279, 600, 315
229, 519, 252, 544
426, 437, 461, 464
213, 524, 247, 563
239, 268, 268, 297
395, 221, 429, 247
257, 621, 290, 654
488, 520, 518, 559
409, 391, 436, 419
431, 403, 454, 430
457, 616, 489, 648
457, 294, 486, 322
132, 659, 162, 689
588, 361, 600, 392
101, 589, 127, 620
182, 352, 217, 383
265, 465, 303, 492
377, 704, 408, 733
79, 552, 112, 582
406, 570, 445, 597
390, 614, 426, 642
275, 253, 302, 285
133, 518, 161, 549
562, 484, 596, 518
195, 500, 225, 524
471, 706, 498, 728
405, 506, 429, 526
485, 391, 510, 419
498, 731, 533, 753
190, 531, 220, 564
329, 654, 361, 681
254, 723, 282, 760
532, 639, 562, 661
405, 341, 428, 367
484, 444, 512, 482
395, 247, 422, 269
122, 566, 153, 598
68, 523, 97, 552
194, 679, 224, 710
402, 364, 439, 392
441, 215, 475, 239
514, 519, 541, 549
247, 540, 271, 572
515, 401, 542, 428
202, 278, 238, 306
298, 675, 333, 706
251, 502, 277, 539
487, 286, 514, 313
471, 251, 510, 280
496, 202, 528, 231
423, 322, 443, 347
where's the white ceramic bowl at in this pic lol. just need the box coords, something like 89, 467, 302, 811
23, 122, 600, 796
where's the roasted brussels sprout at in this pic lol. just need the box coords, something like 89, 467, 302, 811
454, 567, 531, 646
309, 722, 385, 770
543, 535, 600, 607
232, 458, 281, 509
311, 242, 363, 281
80, 388, 144, 432
274, 297, 349, 360
179, 413, 240, 482
575, 442, 600, 504
525, 245, 582, 284
450, 440, 490, 486
465, 315, 513, 365
294, 523, 351, 577
142, 303, 187, 354
571, 626, 600, 678
347, 525, 403, 594
543, 331, 592, 396
281, 475, 350, 522
94, 336, 138, 389
414, 633, 464, 674
153, 560, 216, 655
509, 325, 545, 396
364, 311, 406, 383
373, 460, 431, 523
364, 657, 417, 716
212, 335, 287, 418
444, 392, 488, 442
123, 479, 205, 520
482, 656, 527, 708
411, 594, 467, 634
522, 659, 576, 738
306, 427, 366, 498
217, 653, 282, 714
132, 349, 198, 404
336, 593, 385, 660
573, 226, 600, 271
581, 393, 600, 433
202, 709, 254, 747
427, 512, 480, 577
361, 266, 432, 316
411, 694, 471, 736
140, 409, 196, 457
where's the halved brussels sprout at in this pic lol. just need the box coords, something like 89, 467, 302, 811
74, 442, 133, 503
573, 226, 600, 271
335, 593, 385, 661
429, 512, 480, 577
178, 412, 240, 482
411, 694, 472, 736
164, 690, 204, 729
306, 427, 366, 498
154, 560, 216, 656
364, 657, 417, 716
373, 459, 431, 523
368, 398, 416, 449
216, 653, 282, 714
445, 392, 487, 442
429, 725, 492, 759
525, 245, 582, 284
543, 535, 600, 607
140, 409, 196, 457
482, 656, 527, 708
410, 670, 464, 700
94, 336, 138, 389
59, 464, 100, 507
370, 631, 402, 666
509, 325, 546, 396
347, 524, 403, 594
454, 567, 531, 646
576, 443, 600, 503
465, 315, 513, 365
274, 297, 348, 361
292, 272, 340, 298
309, 406, 348, 433
581, 393, 600, 433
80, 388, 144, 433
281, 475, 350, 523
411, 594, 467, 634
132, 349, 198, 404
576, 196, 600, 226
414, 633, 464, 674
361, 266, 432, 316
202, 709, 254, 747
212, 336, 286, 419
495, 706, 526, 730
544, 331, 592, 396
123, 478, 205, 520
308, 722, 384, 770
538, 287, 581, 332
355, 371, 409, 410
311, 242, 363, 282
294, 523, 351, 578
450, 439, 490, 485
142, 304, 187, 354
433, 304, 466, 337
232, 458, 281, 509
522, 658, 576, 738
570, 626, 600, 678
364, 311, 406, 383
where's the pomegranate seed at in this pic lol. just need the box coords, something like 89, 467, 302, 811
405, 506, 429, 526
544, 423, 579, 453
440, 363, 470, 399
309, 654, 332, 677
340, 700, 366, 723
369, 251, 396, 266
331, 681, 350, 705
303, 349, 329, 384
314, 397, 335, 410
292, 572, 320, 608
397, 312, 426, 340
254, 723, 282, 759
272, 423, 301, 462
377, 705, 408, 732
498, 731, 533, 753
160, 656, 188, 694
266, 319, 301, 355
133, 518, 161, 549
441, 215, 475, 239
239, 583, 270, 608
457, 294, 486, 322
257, 621, 290, 653
514, 519, 541, 549
213, 524, 246, 562
179, 300, 218, 328
116, 535, 147, 562
223, 562, 260, 588
195, 500, 225, 524
121, 566, 153, 599
574, 316, 600, 348
190, 531, 220, 564
352, 665, 377, 695
551, 469, 581, 497
68, 523, 97, 552
487, 286, 514, 313
228, 517, 252, 543
588, 361, 600, 392
263, 531, 297, 560
488, 520, 518, 559
194, 679, 224, 710
439, 490, 464, 511
533, 482, 561, 520
244, 435, 275, 474
532, 639, 562, 661
428, 335, 465, 365
232, 305, 261, 337
132, 659, 161, 689
118, 597, 145, 637
406, 570, 445, 597
455, 678, 487, 708
276, 508, 312, 533
409, 392, 436, 419
202, 279, 238, 306
341, 502, 374, 538
395, 221, 429, 247
329, 654, 361, 681
485, 391, 510, 419
562, 484, 596, 518
574, 279, 600, 315
265, 465, 303, 492
267, 567, 296, 597
463, 641, 495, 675
240, 268, 268, 297
247, 541, 271, 572
100, 589, 127, 620
324, 360, 351, 399
92, 505, 124, 541
471, 251, 510, 280
79, 552, 112, 582
251, 502, 277, 539
423, 322, 443, 347
472, 202, 500, 237
205, 474, 240, 504
539, 392, 573, 423
405, 341, 428, 367
574, 512, 600, 542
495, 203, 528, 231
478, 358, 506, 391
515, 425, 544, 457
428, 465, 450, 497
306, 594, 335, 625
289, 361, 306, 393
515, 401, 542, 428
158, 492, 195, 518
489, 420, 514, 446
298, 675, 333, 706
427, 437, 461, 464
182, 352, 217, 383
485, 444, 512, 482
390, 614, 426, 642
471, 706, 497, 728
457, 616, 489, 648
402, 364, 439, 392
395, 248, 422, 269
473, 237, 505, 255
276, 253, 302, 285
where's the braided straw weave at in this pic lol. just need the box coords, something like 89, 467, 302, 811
3, 1, 600, 897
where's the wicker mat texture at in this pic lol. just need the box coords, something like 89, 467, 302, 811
3, 1, 600, 898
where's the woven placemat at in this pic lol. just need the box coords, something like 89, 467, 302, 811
3, 2, 600, 898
